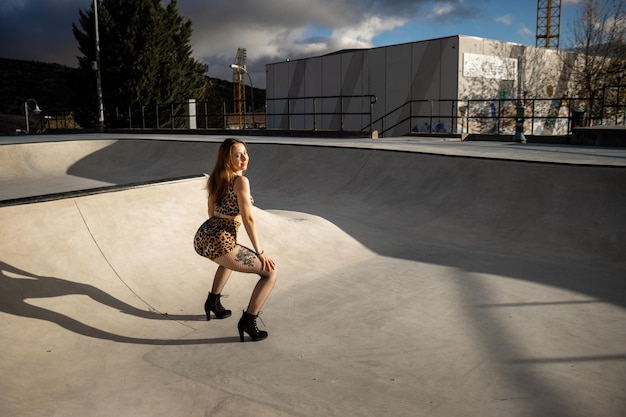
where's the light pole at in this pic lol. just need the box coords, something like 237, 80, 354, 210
24, 98, 42, 134
94, 0, 104, 132
230, 64, 254, 126
512, 55, 526, 143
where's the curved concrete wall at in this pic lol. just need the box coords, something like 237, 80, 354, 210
2, 139, 624, 266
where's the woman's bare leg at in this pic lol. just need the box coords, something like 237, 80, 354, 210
213, 245, 278, 314
246, 270, 278, 314
211, 265, 232, 294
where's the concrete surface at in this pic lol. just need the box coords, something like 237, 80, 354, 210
1, 134, 625, 417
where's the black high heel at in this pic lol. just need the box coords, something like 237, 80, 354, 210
204, 292, 231, 321
237, 311, 268, 342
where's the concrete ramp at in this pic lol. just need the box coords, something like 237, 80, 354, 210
1, 137, 625, 417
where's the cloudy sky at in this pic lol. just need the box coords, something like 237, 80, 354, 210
1, 0, 583, 88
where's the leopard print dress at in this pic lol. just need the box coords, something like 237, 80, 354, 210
194, 176, 251, 260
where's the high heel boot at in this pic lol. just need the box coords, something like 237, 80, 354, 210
237, 311, 268, 342
204, 292, 231, 321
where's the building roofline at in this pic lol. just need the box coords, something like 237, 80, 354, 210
266, 34, 546, 67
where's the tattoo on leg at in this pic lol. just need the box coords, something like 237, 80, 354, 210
235, 247, 256, 267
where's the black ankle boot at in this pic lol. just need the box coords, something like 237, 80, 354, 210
204, 292, 232, 321
237, 311, 268, 342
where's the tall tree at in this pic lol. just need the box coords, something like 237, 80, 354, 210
565, 0, 626, 108
72, 0, 208, 127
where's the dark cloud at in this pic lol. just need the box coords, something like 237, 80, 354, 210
0, 0, 484, 85
0, 1, 82, 66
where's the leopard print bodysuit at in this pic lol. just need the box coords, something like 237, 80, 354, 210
214, 176, 252, 217
193, 176, 252, 260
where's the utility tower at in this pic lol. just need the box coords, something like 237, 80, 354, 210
232, 48, 247, 128
536, 0, 561, 49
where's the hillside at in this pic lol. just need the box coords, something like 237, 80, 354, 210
0, 57, 265, 135
0, 58, 78, 116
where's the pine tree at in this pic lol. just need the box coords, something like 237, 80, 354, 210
72, 0, 208, 128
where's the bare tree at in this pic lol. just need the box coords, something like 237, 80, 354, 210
565, 0, 626, 100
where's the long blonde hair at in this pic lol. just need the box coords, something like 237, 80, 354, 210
207, 138, 248, 204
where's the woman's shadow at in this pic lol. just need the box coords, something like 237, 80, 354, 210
0, 260, 239, 345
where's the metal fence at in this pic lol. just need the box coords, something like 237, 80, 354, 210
376, 97, 597, 137
39, 87, 624, 137
265, 95, 377, 132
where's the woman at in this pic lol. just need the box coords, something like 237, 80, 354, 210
194, 138, 278, 342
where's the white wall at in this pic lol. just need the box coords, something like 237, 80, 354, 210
266, 35, 581, 136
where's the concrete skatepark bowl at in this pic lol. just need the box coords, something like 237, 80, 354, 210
1, 134, 625, 417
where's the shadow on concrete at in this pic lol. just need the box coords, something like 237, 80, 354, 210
2, 138, 626, 417
0, 260, 239, 345
66, 139, 216, 184
62, 141, 626, 309
244, 144, 626, 304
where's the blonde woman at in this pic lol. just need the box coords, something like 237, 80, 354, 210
194, 138, 278, 342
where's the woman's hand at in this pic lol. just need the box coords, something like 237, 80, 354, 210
258, 251, 277, 271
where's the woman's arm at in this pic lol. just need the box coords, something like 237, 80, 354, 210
234, 176, 276, 270
234, 176, 262, 253
208, 197, 215, 218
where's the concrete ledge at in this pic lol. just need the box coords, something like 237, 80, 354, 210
571, 126, 626, 147
411, 128, 626, 147
406, 133, 571, 144
39, 127, 375, 139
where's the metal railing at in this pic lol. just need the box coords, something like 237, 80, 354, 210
264, 95, 377, 132
37, 88, 624, 137
372, 96, 613, 138
62, 95, 377, 133
599, 84, 626, 125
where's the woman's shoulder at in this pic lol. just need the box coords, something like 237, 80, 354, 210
233, 175, 250, 191
233, 175, 249, 184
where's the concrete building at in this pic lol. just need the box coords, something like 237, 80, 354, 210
266, 35, 580, 137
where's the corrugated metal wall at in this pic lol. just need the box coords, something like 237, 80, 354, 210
266, 35, 578, 136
